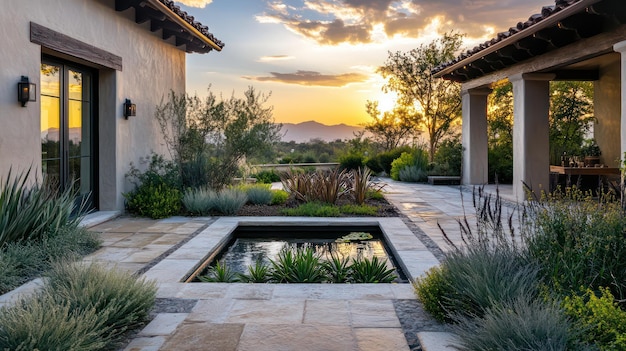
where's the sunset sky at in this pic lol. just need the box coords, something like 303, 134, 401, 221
179, 0, 549, 126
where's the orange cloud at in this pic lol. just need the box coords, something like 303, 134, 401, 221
258, 0, 548, 45
243, 70, 368, 87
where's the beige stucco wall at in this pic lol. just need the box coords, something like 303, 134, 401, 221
594, 59, 621, 167
0, 0, 186, 210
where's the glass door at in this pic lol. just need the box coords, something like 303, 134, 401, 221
41, 59, 95, 209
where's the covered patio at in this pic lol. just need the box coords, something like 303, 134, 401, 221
433, 0, 626, 200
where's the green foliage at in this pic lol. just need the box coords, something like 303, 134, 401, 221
350, 256, 397, 283
243, 184, 273, 205
549, 81, 594, 164
338, 153, 364, 170
377, 32, 463, 161
366, 189, 385, 200
453, 295, 579, 351
374, 147, 412, 175
125, 182, 181, 219
442, 244, 539, 320
0, 292, 107, 351
182, 187, 216, 216
364, 103, 420, 151
0, 226, 100, 295
432, 136, 462, 176
349, 167, 372, 205
563, 287, 626, 350
488, 143, 514, 184
338, 204, 378, 216
390, 149, 429, 181
398, 165, 428, 182
281, 202, 342, 217
124, 153, 182, 219
414, 265, 453, 323
198, 261, 240, 282
524, 190, 626, 301
44, 262, 157, 341
238, 261, 271, 283
581, 138, 601, 157
281, 168, 349, 204
0, 263, 156, 350
0, 168, 85, 247
270, 189, 289, 205
155, 87, 282, 190
270, 247, 326, 283
252, 169, 281, 183
322, 254, 351, 283
212, 188, 248, 215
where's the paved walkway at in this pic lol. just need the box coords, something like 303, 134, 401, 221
0, 180, 520, 351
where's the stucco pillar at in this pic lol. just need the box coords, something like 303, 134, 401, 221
613, 41, 626, 163
510, 73, 553, 200
461, 88, 491, 185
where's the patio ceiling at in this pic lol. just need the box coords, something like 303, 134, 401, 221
114, 0, 224, 54
433, 0, 626, 82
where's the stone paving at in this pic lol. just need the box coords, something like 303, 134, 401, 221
0, 180, 521, 350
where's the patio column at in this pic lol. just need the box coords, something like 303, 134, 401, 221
510, 73, 554, 200
461, 88, 491, 185
614, 40, 626, 162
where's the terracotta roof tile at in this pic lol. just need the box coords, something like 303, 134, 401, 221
433, 0, 584, 75
157, 0, 224, 50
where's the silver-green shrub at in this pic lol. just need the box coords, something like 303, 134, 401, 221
213, 188, 248, 215
244, 184, 273, 205
182, 187, 217, 215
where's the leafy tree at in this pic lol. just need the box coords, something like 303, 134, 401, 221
363, 101, 420, 151
487, 81, 514, 183
155, 86, 281, 189
377, 32, 463, 161
549, 81, 594, 164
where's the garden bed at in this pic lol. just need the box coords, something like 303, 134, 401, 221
236, 197, 399, 217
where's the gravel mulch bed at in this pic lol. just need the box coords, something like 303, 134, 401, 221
236, 197, 400, 217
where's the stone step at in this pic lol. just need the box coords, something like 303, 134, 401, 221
417, 332, 460, 351
427, 176, 461, 185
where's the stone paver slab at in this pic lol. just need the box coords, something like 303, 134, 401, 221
160, 322, 244, 351
123, 336, 166, 351
354, 328, 410, 351
417, 331, 461, 351
349, 300, 401, 328
138, 313, 188, 336
303, 299, 350, 325
225, 299, 305, 324
237, 324, 358, 351
187, 299, 235, 323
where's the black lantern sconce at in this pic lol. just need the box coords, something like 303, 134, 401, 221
123, 99, 136, 119
17, 76, 36, 107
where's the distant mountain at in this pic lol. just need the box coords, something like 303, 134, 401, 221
279, 121, 365, 143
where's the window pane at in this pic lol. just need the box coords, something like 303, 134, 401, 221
68, 100, 82, 157
41, 95, 61, 160
42, 159, 60, 190
41, 64, 60, 97
68, 70, 82, 101
69, 156, 91, 196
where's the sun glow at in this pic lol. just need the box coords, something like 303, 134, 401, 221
376, 91, 398, 114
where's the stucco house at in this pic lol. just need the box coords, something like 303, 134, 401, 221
434, 0, 625, 200
0, 0, 223, 211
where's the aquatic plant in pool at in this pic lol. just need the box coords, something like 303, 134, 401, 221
193, 226, 405, 283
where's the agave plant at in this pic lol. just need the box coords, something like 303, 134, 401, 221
350, 256, 397, 283
322, 253, 351, 283
0, 168, 85, 247
197, 261, 240, 282
238, 260, 271, 283
270, 246, 326, 283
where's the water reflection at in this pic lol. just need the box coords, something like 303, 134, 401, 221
218, 238, 393, 275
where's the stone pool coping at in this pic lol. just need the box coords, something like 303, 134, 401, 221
142, 216, 440, 291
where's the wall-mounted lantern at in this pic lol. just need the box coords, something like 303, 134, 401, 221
123, 99, 136, 119
18, 76, 36, 107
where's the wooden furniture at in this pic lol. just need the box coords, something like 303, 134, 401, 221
549, 166, 620, 193
549, 166, 620, 176
427, 176, 461, 185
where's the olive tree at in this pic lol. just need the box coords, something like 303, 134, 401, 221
155, 86, 281, 189
377, 32, 463, 161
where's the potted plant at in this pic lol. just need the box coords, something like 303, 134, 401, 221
581, 138, 601, 166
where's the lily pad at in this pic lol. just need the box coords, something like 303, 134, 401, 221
335, 232, 373, 242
